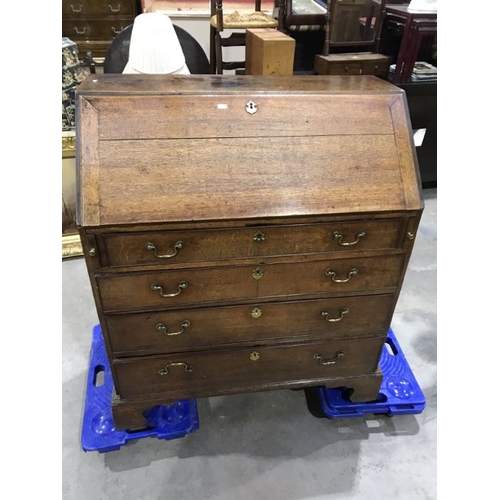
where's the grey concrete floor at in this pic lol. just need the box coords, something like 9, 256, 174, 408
62, 188, 437, 500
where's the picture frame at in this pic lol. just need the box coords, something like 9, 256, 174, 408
62, 130, 83, 259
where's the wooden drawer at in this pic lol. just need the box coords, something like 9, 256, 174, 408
315, 54, 390, 77
97, 254, 404, 312
106, 294, 395, 355
63, 20, 132, 39
62, 0, 135, 16
101, 219, 403, 268
113, 336, 385, 399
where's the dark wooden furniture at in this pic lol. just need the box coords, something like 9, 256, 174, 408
399, 81, 436, 186
384, 4, 437, 83
323, 0, 386, 51
62, 0, 140, 61
76, 74, 423, 430
315, 0, 390, 77
314, 52, 389, 76
281, 0, 327, 31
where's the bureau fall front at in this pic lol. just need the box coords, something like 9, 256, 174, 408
76, 74, 423, 429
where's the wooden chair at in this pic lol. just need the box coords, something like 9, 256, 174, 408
210, 0, 284, 74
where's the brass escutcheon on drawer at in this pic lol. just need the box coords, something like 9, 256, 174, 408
253, 231, 266, 243
252, 267, 264, 280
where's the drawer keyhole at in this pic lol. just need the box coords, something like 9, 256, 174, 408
252, 267, 264, 280
251, 307, 262, 319
250, 351, 260, 361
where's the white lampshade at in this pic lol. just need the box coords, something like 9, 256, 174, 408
123, 13, 190, 74
408, 0, 437, 12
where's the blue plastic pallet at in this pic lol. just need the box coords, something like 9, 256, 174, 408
81, 325, 200, 453
317, 328, 426, 418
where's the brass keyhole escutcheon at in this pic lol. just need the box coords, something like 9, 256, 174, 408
251, 307, 262, 319
250, 351, 260, 361
252, 267, 264, 280
253, 231, 266, 243
246, 100, 258, 114
407, 231, 415, 240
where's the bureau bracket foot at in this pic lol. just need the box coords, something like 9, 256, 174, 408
327, 370, 383, 404
111, 393, 178, 431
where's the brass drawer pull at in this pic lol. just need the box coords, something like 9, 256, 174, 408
314, 351, 345, 366
333, 230, 366, 246
70, 4, 83, 12
108, 3, 121, 12
146, 240, 184, 259
74, 26, 86, 34
111, 26, 123, 34
325, 268, 358, 283
156, 320, 191, 336
159, 362, 194, 375
321, 308, 349, 322
151, 281, 188, 297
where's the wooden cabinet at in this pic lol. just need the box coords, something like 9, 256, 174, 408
76, 74, 423, 430
62, 0, 140, 59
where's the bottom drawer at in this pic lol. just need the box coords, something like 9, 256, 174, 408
113, 337, 385, 400
314, 54, 390, 77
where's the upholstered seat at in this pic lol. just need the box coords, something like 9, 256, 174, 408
210, 11, 278, 30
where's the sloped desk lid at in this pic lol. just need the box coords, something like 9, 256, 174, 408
76, 75, 423, 227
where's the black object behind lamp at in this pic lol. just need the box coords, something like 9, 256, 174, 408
103, 17, 210, 75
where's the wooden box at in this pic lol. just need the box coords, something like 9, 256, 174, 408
246, 28, 296, 75
76, 74, 423, 429
314, 53, 390, 77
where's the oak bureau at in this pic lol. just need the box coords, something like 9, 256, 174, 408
76, 74, 423, 430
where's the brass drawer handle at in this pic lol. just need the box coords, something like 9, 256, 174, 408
333, 230, 366, 246
159, 362, 194, 375
146, 240, 184, 259
314, 351, 345, 366
151, 281, 188, 297
70, 4, 83, 12
108, 3, 121, 12
325, 268, 358, 283
321, 308, 349, 322
156, 320, 191, 336
74, 26, 86, 34
111, 26, 123, 34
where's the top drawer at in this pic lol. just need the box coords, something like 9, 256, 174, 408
100, 219, 403, 268
62, 0, 135, 16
